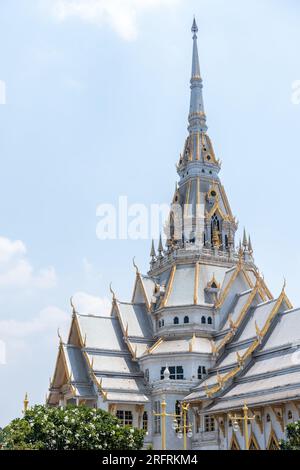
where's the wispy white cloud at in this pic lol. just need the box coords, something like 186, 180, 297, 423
0, 306, 69, 361
0, 236, 57, 289
0, 307, 69, 339
73, 291, 111, 315
50, 0, 181, 41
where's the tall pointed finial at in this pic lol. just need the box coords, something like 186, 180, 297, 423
188, 17, 207, 134
150, 240, 156, 259
23, 392, 29, 413
109, 283, 116, 301
70, 296, 76, 316
243, 228, 248, 249
248, 235, 253, 254
158, 234, 164, 259
133, 257, 139, 274
57, 328, 63, 344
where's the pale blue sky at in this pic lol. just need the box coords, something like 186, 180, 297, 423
0, 0, 299, 426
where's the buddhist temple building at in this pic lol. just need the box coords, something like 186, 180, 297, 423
48, 20, 300, 450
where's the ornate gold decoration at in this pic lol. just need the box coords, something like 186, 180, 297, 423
267, 427, 280, 450
70, 296, 76, 316
161, 265, 176, 308
212, 224, 221, 249
230, 433, 241, 450
205, 385, 213, 398
189, 333, 197, 353
109, 283, 116, 301
132, 257, 139, 274
248, 432, 260, 450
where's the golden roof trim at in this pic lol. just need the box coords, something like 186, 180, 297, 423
161, 265, 176, 308
194, 262, 200, 305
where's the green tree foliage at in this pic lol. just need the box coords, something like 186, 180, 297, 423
280, 421, 300, 450
0, 405, 145, 450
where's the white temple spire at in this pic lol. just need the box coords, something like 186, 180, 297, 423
188, 18, 207, 134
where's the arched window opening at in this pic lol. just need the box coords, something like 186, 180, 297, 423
143, 411, 148, 431
198, 366, 207, 380
266, 414, 271, 423
184, 316, 189, 324
174, 317, 179, 325
208, 317, 213, 325
288, 410, 293, 420
201, 316, 206, 324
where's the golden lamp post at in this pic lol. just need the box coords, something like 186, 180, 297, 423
23, 393, 29, 413
153, 399, 192, 450
172, 402, 193, 451
228, 403, 256, 450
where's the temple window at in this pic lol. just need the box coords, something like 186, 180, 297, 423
154, 402, 161, 434
174, 317, 179, 325
266, 414, 271, 423
160, 366, 184, 380
288, 410, 293, 420
201, 316, 206, 324
143, 411, 148, 431
144, 369, 149, 383
198, 366, 207, 380
225, 234, 229, 248
184, 316, 190, 324
208, 317, 213, 325
116, 410, 133, 427
204, 415, 215, 432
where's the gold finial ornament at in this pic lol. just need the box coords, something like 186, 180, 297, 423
70, 296, 76, 315
23, 392, 29, 413
57, 328, 63, 344
212, 225, 221, 249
